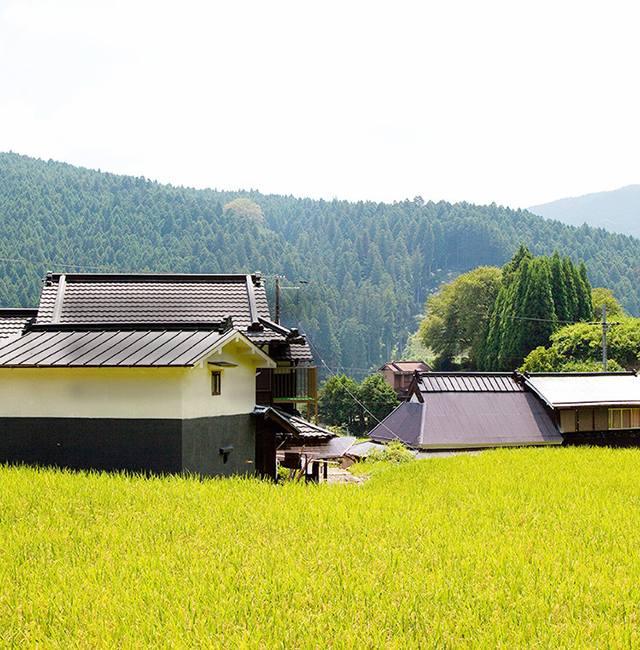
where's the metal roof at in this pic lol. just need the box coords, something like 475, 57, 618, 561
415, 372, 524, 393
524, 373, 640, 408
0, 328, 273, 368
370, 392, 561, 449
0, 309, 37, 339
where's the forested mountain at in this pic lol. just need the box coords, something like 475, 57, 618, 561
2, 151, 640, 379
529, 185, 640, 239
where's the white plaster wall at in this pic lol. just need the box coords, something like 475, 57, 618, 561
0, 366, 184, 419
181, 341, 272, 419
0, 335, 274, 420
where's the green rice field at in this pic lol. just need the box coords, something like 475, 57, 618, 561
2, 447, 640, 648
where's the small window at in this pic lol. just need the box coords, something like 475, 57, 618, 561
609, 408, 640, 430
211, 371, 221, 396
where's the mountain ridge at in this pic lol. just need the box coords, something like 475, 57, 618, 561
529, 185, 640, 238
2, 151, 640, 378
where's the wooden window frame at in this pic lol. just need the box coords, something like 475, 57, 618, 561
609, 407, 640, 430
211, 371, 221, 396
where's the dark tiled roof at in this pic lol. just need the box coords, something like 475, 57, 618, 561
0, 328, 269, 367
278, 436, 357, 460
415, 372, 524, 393
36, 273, 270, 328
254, 406, 335, 439
31, 273, 314, 366
0, 309, 37, 339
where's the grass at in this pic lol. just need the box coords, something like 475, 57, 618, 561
1, 447, 640, 648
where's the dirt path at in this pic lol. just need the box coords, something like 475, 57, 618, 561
325, 467, 365, 485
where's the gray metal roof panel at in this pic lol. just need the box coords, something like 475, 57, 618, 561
70, 331, 152, 366
524, 374, 640, 408
33, 331, 115, 366
370, 393, 561, 449
0, 330, 45, 363
416, 392, 561, 447
370, 402, 425, 446
0, 329, 234, 367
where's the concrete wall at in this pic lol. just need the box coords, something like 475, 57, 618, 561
182, 340, 270, 419
182, 413, 256, 477
0, 417, 182, 473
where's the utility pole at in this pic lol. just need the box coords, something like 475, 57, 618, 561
602, 304, 609, 371
275, 276, 306, 325
590, 305, 618, 371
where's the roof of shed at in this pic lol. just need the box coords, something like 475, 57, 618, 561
0, 327, 274, 368
0, 309, 37, 339
381, 360, 431, 373
254, 406, 335, 439
369, 392, 562, 449
524, 372, 640, 408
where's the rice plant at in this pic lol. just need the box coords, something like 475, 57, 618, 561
1, 447, 639, 648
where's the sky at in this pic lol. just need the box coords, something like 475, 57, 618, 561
0, 0, 639, 210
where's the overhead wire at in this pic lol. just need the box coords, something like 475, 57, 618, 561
278, 284, 402, 439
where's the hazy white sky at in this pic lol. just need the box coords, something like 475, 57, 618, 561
0, 0, 638, 209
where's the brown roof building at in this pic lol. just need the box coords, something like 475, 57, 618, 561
379, 360, 431, 399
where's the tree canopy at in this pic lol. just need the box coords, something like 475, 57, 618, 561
318, 373, 399, 436
3, 152, 640, 380
419, 266, 501, 368
420, 247, 593, 371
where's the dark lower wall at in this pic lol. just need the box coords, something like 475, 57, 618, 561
182, 413, 256, 478
0, 417, 182, 473
562, 430, 640, 447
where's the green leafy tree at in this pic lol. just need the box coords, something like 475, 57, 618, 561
319, 373, 399, 436
480, 247, 590, 370
419, 266, 502, 368
223, 198, 265, 224
318, 375, 360, 431
591, 287, 625, 321
359, 374, 399, 428
520, 316, 640, 372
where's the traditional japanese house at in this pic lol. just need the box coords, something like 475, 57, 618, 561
379, 360, 431, 399
369, 371, 562, 450
523, 371, 640, 446
0, 272, 317, 478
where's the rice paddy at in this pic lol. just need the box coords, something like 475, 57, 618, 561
1, 446, 640, 648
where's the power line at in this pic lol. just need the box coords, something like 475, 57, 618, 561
279, 288, 401, 439
0, 256, 124, 272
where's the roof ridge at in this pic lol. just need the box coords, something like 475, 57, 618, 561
45, 272, 263, 285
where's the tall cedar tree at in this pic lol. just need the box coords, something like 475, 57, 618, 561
478, 247, 592, 370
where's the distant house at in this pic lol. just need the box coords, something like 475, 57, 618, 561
0, 273, 318, 478
369, 371, 562, 450
370, 370, 640, 451
523, 371, 640, 446
379, 360, 431, 399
